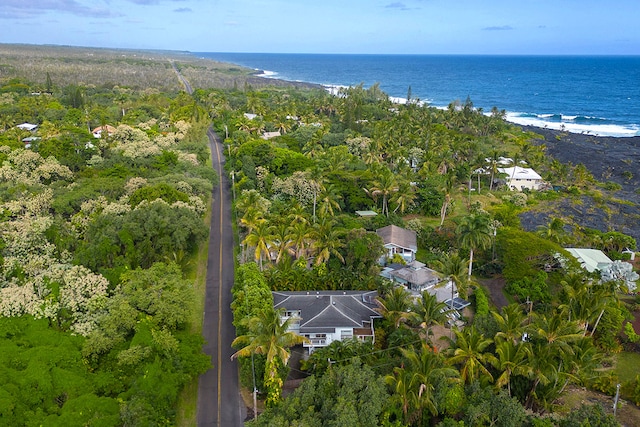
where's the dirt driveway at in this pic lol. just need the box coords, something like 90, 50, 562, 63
478, 276, 510, 309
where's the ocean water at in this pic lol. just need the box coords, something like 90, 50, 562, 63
196, 53, 640, 137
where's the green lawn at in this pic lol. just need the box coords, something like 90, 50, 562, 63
615, 351, 640, 383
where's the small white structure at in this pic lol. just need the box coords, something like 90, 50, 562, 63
376, 225, 417, 263
17, 123, 38, 131
273, 290, 381, 353
243, 113, 258, 120
498, 166, 544, 191
261, 131, 281, 140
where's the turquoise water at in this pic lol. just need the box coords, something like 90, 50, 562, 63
196, 53, 640, 137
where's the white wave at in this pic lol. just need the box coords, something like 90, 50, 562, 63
538, 113, 554, 118
255, 69, 278, 78
561, 115, 578, 121
506, 112, 640, 137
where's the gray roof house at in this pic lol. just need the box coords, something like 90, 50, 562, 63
376, 225, 417, 263
273, 290, 380, 353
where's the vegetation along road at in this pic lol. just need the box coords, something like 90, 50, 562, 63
196, 126, 243, 426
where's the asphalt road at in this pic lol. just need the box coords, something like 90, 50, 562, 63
196, 127, 244, 426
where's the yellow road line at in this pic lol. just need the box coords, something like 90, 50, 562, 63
214, 133, 224, 426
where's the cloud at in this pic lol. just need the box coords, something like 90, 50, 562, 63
0, 0, 123, 19
385, 2, 410, 10
174, 7, 192, 13
482, 25, 514, 31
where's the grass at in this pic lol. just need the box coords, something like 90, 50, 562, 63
175, 199, 213, 426
615, 351, 640, 385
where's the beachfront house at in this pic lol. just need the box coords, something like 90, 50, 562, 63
273, 290, 381, 354
498, 165, 544, 191
376, 225, 417, 264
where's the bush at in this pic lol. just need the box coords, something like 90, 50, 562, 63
473, 286, 489, 316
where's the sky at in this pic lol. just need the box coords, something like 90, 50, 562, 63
1, 0, 639, 55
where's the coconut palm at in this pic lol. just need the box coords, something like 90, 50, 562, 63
492, 303, 529, 344
242, 220, 273, 270
491, 340, 532, 396
376, 286, 414, 329
411, 290, 450, 343
289, 221, 312, 260
446, 325, 494, 385
433, 251, 469, 300
457, 213, 493, 280
231, 306, 309, 406
271, 223, 294, 264
310, 216, 345, 265
364, 165, 398, 217
317, 183, 342, 218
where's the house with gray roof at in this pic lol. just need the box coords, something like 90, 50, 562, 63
273, 290, 380, 353
376, 224, 417, 263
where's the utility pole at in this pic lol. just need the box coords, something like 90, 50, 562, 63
613, 383, 621, 417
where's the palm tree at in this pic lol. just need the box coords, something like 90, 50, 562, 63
491, 340, 532, 396
492, 303, 528, 344
231, 306, 309, 406
310, 217, 345, 265
411, 290, 449, 343
289, 221, 311, 260
439, 171, 455, 226
317, 183, 342, 218
457, 213, 492, 280
392, 179, 417, 214
375, 286, 414, 329
242, 220, 273, 270
446, 325, 494, 385
364, 165, 397, 217
433, 251, 469, 300
389, 343, 459, 423
536, 217, 566, 244
271, 223, 294, 264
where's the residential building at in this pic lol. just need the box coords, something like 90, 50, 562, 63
376, 225, 417, 263
497, 166, 544, 191
273, 290, 380, 354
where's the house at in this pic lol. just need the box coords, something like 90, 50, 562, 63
376, 225, 417, 263
273, 290, 381, 353
92, 125, 116, 138
243, 113, 259, 120
565, 247, 639, 291
261, 131, 281, 140
565, 248, 614, 273
16, 123, 38, 131
381, 260, 464, 302
380, 261, 470, 323
497, 166, 544, 191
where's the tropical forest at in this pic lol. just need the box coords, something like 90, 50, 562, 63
1, 44, 639, 426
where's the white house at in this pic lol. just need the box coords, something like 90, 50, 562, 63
16, 123, 38, 131
376, 225, 417, 263
273, 290, 381, 353
498, 166, 544, 191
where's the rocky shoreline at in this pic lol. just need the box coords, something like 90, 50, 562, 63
520, 125, 640, 246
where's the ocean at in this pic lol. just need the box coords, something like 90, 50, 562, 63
195, 53, 640, 137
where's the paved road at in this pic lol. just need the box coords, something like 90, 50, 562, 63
196, 127, 244, 426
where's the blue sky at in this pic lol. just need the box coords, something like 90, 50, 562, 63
1, 0, 638, 54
